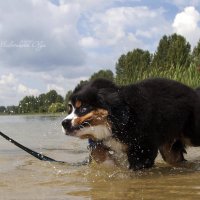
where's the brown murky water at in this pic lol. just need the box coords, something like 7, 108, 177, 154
1, 115, 200, 200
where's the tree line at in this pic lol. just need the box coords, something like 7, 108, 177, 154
0, 69, 114, 114
0, 90, 65, 114
116, 33, 200, 85
1, 33, 200, 114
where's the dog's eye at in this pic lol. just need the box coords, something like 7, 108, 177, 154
79, 107, 87, 114
77, 105, 93, 115
68, 104, 73, 114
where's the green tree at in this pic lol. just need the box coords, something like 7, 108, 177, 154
45, 90, 58, 106
36, 91, 64, 113
0, 106, 6, 113
77, 80, 88, 88
56, 95, 64, 103
37, 93, 47, 113
48, 103, 65, 113
151, 33, 191, 69
64, 90, 72, 107
192, 39, 200, 67
90, 69, 114, 81
18, 96, 38, 113
6, 106, 19, 114
0, 89, 65, 114
151, 35, 169, 68
116, 48, 151, 84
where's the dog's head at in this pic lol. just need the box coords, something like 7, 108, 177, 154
62, 78, 126, 141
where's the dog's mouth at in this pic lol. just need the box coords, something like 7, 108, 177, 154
64, 120, 92, 137
64, 120, 112, 140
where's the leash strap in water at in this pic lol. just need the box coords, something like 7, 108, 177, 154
0, 131, 64, 163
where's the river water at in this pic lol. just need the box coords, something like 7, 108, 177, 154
1, 115, 200, 200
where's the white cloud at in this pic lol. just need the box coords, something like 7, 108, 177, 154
47, 84, 65, 96
0, 73, 17, 85
173, 6, 200, 47
0, 0, 85, 71
43, 73, 88, 95
60, 0, 112, 11
0, 72, 87, 105
84, 6, 169, 48
17, 84, 40, 96
0, 1, 171, 74
0, 73, 40, 105
90, 6, 166, 41
169, 0, 200, 8
78, 5, 170, 68
80, 37, 99, 48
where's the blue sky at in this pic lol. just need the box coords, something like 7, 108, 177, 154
0, 0, 200, 105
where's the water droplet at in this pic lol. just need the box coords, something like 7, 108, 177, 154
109, 150, 114, 155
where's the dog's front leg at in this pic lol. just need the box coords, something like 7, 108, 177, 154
127, 141, 158, 170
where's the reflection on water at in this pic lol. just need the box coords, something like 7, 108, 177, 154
0, 115, 200, 200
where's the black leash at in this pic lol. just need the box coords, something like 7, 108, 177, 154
0, 131, 65, 163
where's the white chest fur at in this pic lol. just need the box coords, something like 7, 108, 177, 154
103, 137, 129, 168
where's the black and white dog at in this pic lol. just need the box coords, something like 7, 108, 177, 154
62, 78, 200, 170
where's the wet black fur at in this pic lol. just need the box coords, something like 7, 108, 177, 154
70, 78, 200, 170
196, 87, 200, 97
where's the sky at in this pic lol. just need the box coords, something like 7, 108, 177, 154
0, 0, 200, 106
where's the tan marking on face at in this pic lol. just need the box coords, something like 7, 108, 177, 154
75, 100, 82, 108
90, 109, 109, 126
73, 108, 109, 126
73, 112, 94, 126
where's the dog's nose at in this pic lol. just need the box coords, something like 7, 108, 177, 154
62, 119, 71, 130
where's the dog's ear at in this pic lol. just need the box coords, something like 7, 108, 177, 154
97, 88, 130, 130
97, 88, 121, 108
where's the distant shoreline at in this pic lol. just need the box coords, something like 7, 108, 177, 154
0, 112, 67, 117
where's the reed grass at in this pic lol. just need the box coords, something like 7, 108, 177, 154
116, 64, 200, 88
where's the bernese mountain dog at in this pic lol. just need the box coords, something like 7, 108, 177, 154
62, 78, 200, 170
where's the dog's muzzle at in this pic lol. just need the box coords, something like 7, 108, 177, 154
62, 119, 85, 135
62, 119, 71, 130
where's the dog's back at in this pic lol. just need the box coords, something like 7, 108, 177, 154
196, 87, 200, 97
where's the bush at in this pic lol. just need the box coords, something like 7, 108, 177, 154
48, 103, 65, 113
